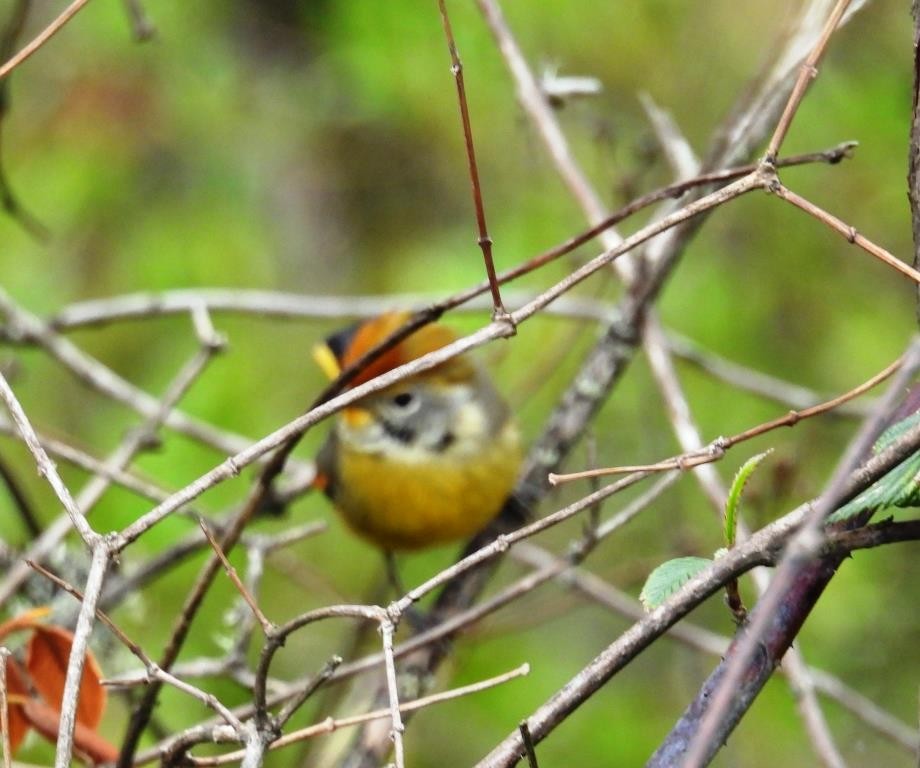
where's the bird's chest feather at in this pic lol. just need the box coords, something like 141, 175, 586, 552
332, 423, 519, 550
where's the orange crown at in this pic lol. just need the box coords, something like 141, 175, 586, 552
312, 312, 473, 387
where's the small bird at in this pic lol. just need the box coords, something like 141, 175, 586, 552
312, 312, 521, 552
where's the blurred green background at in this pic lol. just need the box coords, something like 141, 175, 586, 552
0, 0, 918, 765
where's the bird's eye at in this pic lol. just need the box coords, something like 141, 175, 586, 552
392, 392, 414, 408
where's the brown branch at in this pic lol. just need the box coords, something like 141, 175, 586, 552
764, 0, 852, 162
26, 560, 244, 724
771, 181, 920, 284
911, 0, 920, 326
45, 142, 856, 334
115, 494, 261, 767
437, 0, 506, 318
677, 337, 920, 768
188, 664, 530, 767
518, 721, 539, 768
479, 391, 920, 767
551, 353, 901, 485
199, 518, 274, 636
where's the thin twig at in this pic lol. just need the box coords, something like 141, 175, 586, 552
0, 450, 41, 537
0, 370, 97, 546
199, 518, 274, 636
550, 353, 901, 484
437, 0, 506, 318
0, 0, 50, 241
188, 664, 530, 766
0, 647, 10, 768
770, 181, 920, 283
26, 559, 246, 731
379, 615, 405, 768
53, 544, 108, 768
764, 0, 853, 161
275, 656, 343, 728
518, 721, 538, 768
0, 0, 95, 80
680, 336, 920, 768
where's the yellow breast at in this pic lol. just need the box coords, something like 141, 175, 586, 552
332, 422, 520, 550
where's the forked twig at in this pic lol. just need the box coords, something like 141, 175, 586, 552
764, 0, 853, 161
187, 664, 530, 766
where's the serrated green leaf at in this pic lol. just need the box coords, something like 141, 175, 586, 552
874, 410, 920, 452
829, 452, 920, 522
639, 557, 713, 611
724, 449, 773, 547
829, 411, 920, 523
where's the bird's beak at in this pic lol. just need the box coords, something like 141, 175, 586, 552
343, 406, 373, 428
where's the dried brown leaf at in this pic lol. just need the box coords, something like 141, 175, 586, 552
2, 657, 31, 755
26, 625, 106, 730
22, 698, 119, 764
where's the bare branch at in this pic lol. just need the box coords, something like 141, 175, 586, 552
0, 0, 95, 80
199, 518, 274, 636
189, 664, 530, 767
478, 378, 920, 766
0, 370, 97, 547
771, 181, 920, 283
764, 0, 853, 161
551, 353, 901, 485
679, 336, 920, 768
0, 647, 11, 768
437, 0, 506, 318
53, 544, 108, 768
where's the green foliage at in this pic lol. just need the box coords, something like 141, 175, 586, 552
724, 449, 773, 547
639, 556, 713, 611
0, 1, 917, 765
829, 411, 920, 522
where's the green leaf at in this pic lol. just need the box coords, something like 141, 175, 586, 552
829, 411, 920, 522
724, 449, 773, 548
639, 557, 713, 611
